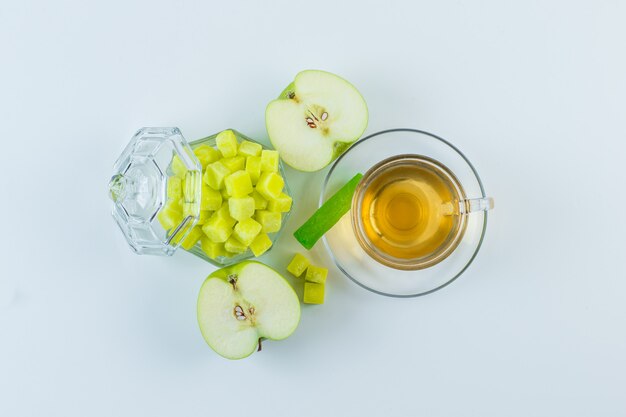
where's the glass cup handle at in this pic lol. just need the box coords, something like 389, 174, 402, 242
459, 197, 494, 214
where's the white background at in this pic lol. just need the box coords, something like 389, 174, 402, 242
1, 1, 625, 416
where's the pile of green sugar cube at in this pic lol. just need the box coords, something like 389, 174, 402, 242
287, 253, 328, 304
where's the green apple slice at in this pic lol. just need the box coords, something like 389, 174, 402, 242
294, 173, 363, 250
266, 70, 368, 172
197, 261, 300, 360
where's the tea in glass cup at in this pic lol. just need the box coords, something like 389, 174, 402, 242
352, 154, 492, 270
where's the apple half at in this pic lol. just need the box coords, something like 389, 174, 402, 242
266, 70, 368, 172
197, 261, 300, 359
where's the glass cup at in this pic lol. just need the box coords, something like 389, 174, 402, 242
352, 154, 493, 271
321, 129, 494, 297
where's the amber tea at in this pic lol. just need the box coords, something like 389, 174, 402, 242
352, 155, 467, 270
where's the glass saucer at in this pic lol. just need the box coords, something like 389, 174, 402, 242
321, 129, 490, 297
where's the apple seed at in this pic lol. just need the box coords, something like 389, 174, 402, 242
234, 305, 246, 320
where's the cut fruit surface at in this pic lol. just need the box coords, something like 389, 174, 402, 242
294, 173, 363, 250
266, 70, 368, 172
197, 261, 301, 359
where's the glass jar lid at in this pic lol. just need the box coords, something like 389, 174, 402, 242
109, 127, 202, 256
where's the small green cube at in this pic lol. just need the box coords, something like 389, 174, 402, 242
203, 161, 230, 190
200, 184, 222, 211
197, 210, 212, 225
256, 172, 284, 200
216, 203, 237, 227
225, 170, 253, 198
215, 202, 236, 227
193, 145, 220, 168
261, 150, 279, 173
255, 210, 282, 234
268, 192, 292, 213
238, 140, 262, 157
216, 129, 238, 158
305, 265, 328, 284
166, 176, 182, 200
249, 233, 272, 257
182, 200, 199, 218
287, 253, 310, 277
201, 215, 233, 243
245, 156, 262, 185
221, 156, 246, 172
201, 237, 226, 259
228, 196, 255, 221
303, 282, 325, 304
170, 155, 187, 177
251, 190, 268, 210
179, 226, 203, 250
157, 200, 183, 230
233, 218, 262, 246
225, 236, 248, 254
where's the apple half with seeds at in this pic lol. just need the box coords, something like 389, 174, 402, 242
266, 70, 368, 172
197, 261, 300, 359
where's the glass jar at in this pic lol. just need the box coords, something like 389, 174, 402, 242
109, 127, 291, 266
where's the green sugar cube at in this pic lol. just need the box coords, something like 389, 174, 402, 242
294, 173, 363, 250
193, 145, 220, 168
245, 156, 262, 185
166, 176, 182, 200
200, 184, 222, 211
287, 253, 310, 277
228, 196, 255, 221
201, 237, 226, 259
221, 156, 246, 172
216, 129, 238, 158
249, 233, 272, 257
197, 210, 212, 225
260, 150, 279, 173
233, 218, 262, 246
179, 226, 203, 250
157, 200, 183, 230
182, 200, 199, 218
170, 155, 187, 177
268, 192, 292, 213
225, 170, 253, 198
251, 190, 268, 210
216, 203, 237, 228
201, 215, 233, 243
305, 265, 328, 284
238, 140, 262, 157
256, 172, 284, 200
254, 210, 282, 234
303, 282, 325, 304
225, 236, 248, 254
203, 161, 230, 190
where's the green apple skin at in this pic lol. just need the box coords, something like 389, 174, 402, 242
266, 70, 368, 172
197, 260, 301, 360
